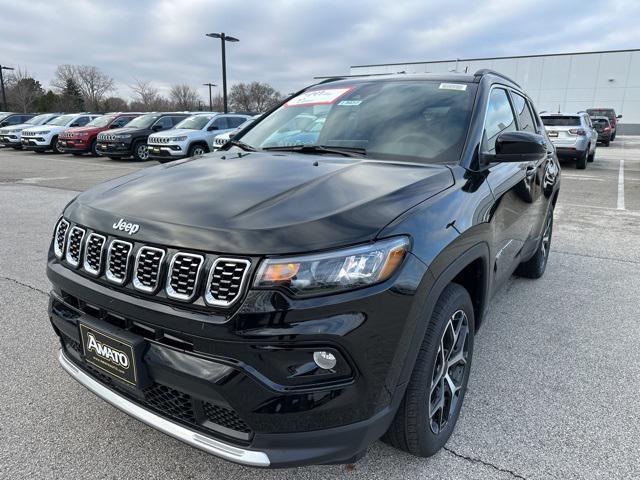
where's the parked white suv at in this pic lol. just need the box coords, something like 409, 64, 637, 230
0, 113, 61, 149
212, 115, 260, 150
21, 113, 102, 153
147, 113, 251, 163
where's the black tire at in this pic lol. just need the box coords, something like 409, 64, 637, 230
576, 151, 587, 169
604, 140, 610, 147
384, 283, 474, 457
515, 205, 553, 279
51, 136, 61, 154
108, 156, 120, 160
90, 139, 98, 157
132, 141, 149, 161
188, 143, 208, 157
72, 153, 83, 156
611, 131, 616, 141
587, 148, 595, 163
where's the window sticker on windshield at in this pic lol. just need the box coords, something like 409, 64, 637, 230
338, 100, 362, 106
286, 88, 353, 107
439, 83, 467, 91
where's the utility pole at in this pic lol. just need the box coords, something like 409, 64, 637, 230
205, 32, 239, 113
203, 82, 216, 111
0, 65, 15, 111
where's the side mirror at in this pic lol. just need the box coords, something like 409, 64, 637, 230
617, 114, 623, 119
207, 125, 219, 131
491, 131, 547, 163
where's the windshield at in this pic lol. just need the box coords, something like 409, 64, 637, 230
238, 80, 477, 163
174, 115, 213, 130
542, 116, 580, 127
592, 118, 609, 126
47, 114, 76, 126
26, 114, 52, 125
587, 109, 614, 120
124, 114, 160, 129
0, 113, 11, 121
86, 115, 116, 128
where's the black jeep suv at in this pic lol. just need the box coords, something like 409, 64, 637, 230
95, 112, 189, 161
47, 70, 560, 468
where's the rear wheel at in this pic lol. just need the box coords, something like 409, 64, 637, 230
588, 149, 595, 163
576, 151, 587, 169
384, 283, 474, 457
516, 205, 553, 279
90, 139, 98, 157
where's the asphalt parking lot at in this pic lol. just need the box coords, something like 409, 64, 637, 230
1, 143, 640, 480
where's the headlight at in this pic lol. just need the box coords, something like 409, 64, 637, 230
254, 237, 409, 297
171, 136, 188, 142
115, 134, 131, 139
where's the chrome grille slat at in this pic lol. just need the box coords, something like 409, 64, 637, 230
106, 240, 133, 285
133, 246, 165, 293
166, 253, 204, 301
65, 226, 86, 268
83, 233, 106, 276
204, 258, 251, 307
53, 218, 70, 259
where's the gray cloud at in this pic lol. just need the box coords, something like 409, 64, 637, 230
1, 0, 639, 101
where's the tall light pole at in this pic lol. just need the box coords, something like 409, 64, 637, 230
0, 65, 15, 111
205, 32, 239, 113
203, 82, 216, 111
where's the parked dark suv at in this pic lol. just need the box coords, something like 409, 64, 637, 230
95, 113, 189, 161
47, 70, 560, 468
58, 113, 141, 156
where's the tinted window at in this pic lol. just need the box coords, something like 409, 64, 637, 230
240, 80, 477, 164
592, 118, 609, 126
153, 117, 174, 130
227, 116, 247, 128
482, 88, 516, 153
211, 117, 228, 129
541, 116, 581, 127
73, 116, 91, 127
511, 92, 537, 133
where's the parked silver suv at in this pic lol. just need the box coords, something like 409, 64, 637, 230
541, 112, 597, 169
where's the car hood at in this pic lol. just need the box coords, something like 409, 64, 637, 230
100, 126, 147, 136
66, 151, 454, 255
149, 128, 198, 139
0, 122, 32, 132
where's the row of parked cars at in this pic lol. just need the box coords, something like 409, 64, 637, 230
0, 111, 260, 162
540, 107, 621, 169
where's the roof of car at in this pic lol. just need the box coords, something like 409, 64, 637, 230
540, 112, 583, 117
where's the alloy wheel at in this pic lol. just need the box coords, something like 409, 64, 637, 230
429, 309, 470, 434
193, 147, 205, 156
137, 144, 149, 160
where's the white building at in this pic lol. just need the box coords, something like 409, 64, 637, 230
350, 49, 640, 134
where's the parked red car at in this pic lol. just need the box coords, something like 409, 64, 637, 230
58, 113, 141, 156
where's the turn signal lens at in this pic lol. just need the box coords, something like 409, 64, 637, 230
254, 237, 409, 297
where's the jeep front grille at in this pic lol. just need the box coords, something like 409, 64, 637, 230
148, 136, 170, 144
205, 258, 251, 307
99, 134, 116, 141
83, 233, 106, 276
166, 253, 204, 300
53, 218, 70, 259
106, 240, 133, 285
133, 246, 165, 293
65, 226, 86, 267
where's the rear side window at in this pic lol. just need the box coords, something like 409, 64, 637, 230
541, 116, 580, 127
511, 92, 537, 133
211, 117, 228, 129
227, 116, 247, 128
482, 88, 516, 153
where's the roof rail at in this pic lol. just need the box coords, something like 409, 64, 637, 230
473, 69, 520, 87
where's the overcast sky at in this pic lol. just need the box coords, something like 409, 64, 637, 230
2, 0, 639, 101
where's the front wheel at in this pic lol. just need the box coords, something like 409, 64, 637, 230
90, 139, 98, 157
132, 141, 149, 161
384, 283, 474, 457
51, 136, 61, 154
188, 144, 208, 157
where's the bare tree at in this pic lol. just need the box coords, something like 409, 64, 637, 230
230, 82, 282, 112
129, 79, 163, 111
102, 96, 129, 112
51, 64, 114, 110
169, 84, 200, 110
5, 67, 44, 112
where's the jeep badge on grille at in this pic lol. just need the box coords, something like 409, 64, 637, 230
113, 218, 140, 235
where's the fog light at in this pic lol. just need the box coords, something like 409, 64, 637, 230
313, 351, 337, 370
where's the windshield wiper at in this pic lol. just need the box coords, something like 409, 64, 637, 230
262, 145, 366, 157
226, 139, 258, 152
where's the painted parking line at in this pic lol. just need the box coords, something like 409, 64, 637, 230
617, 159, 625, 211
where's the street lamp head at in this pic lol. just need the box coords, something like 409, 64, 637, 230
1, 66, 15, 71
225, 36, 240, 42
205, 32, 239, 42
206, 33, 222, 39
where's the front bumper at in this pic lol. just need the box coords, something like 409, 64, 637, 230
0, 134, 21, 146
47, 249, 426, 467
21, 136, 51, 149
96, 141, 132, 157
58, 138, 91, 152
148, 144, 186, 159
